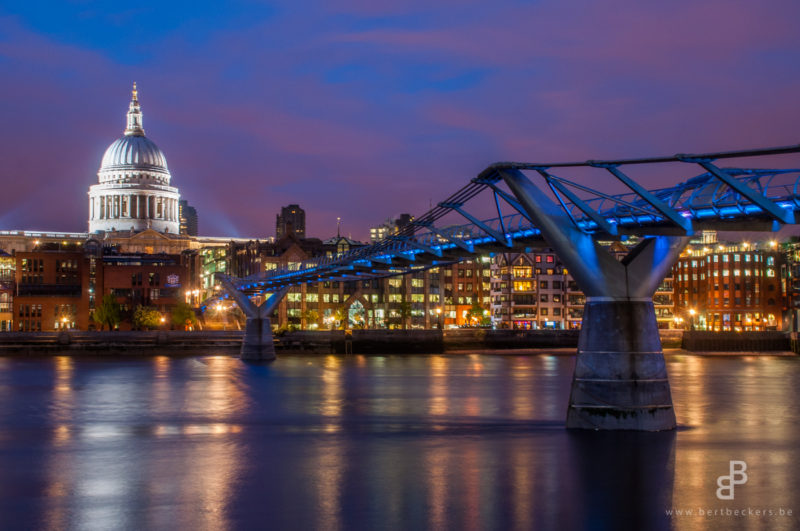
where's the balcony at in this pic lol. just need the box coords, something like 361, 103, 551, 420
512, 294, 537, 305
17, 284, 81, 297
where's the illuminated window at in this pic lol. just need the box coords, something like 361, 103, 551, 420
513, 267, 532, 278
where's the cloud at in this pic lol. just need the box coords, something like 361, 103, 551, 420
0, 1, 799, 239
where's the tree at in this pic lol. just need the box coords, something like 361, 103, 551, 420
132, 305, 161, 330
466, 300, 490, 327
334, 307, 347, 330
398, 300, 412, 330
171, 302, 197, 330
93, 294, 121, 331
302, 309, 320, 329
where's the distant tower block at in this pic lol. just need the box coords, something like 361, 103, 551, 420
179, 200, 198, 236
276, 204, 305, 239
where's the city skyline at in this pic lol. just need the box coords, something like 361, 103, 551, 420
2, 1, 800, 240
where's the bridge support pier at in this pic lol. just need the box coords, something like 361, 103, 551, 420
241, 316, 277, 361
568, 299, 675, 430
218, 276, 288, 361
500, 169, 689, 430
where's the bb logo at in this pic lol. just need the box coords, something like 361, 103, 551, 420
716, 460, 748, 500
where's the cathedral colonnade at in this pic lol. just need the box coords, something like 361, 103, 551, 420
90, 194, 180, 222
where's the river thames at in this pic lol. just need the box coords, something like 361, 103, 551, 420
0, 352, 797, 530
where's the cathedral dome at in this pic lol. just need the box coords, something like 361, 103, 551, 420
99, 135, 169, 175
89, 83, 181, 235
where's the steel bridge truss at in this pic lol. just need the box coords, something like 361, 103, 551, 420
214, 144, 800, 302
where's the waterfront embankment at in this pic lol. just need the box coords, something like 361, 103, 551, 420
0, 328, 796, 355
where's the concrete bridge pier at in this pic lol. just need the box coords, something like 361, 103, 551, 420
500, 169, 689, 430
218, 276, 288, 361
241, 315, 278, 360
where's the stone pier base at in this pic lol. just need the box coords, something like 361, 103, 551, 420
241, 317, 276, 361
566, 300, 676, 431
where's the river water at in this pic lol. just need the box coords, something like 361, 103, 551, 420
0, 352, 797, 530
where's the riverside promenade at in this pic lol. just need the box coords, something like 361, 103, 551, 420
0, 329, 795, 355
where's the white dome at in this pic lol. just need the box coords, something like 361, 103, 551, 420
88, 83, 180, 235
100, 135, 169, 175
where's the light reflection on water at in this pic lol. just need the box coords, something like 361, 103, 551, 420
0, 353, 796, 530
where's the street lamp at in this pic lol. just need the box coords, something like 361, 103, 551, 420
435, 307, 443, 330
688, 308, 696, 331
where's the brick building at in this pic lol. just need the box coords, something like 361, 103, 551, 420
673, 241, 784, 331
101, 252, 192, 329
10, 243, 193, 331
14, 248, 90, 331
0, 251, 14, 331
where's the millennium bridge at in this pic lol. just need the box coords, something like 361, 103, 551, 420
215, 144, 800, 431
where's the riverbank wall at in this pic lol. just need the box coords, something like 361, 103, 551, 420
0, 328, 793, 355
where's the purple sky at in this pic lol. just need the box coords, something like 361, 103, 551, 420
1, 0, 799, 240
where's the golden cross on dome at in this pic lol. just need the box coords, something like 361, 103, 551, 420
132, 82, 138, 102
